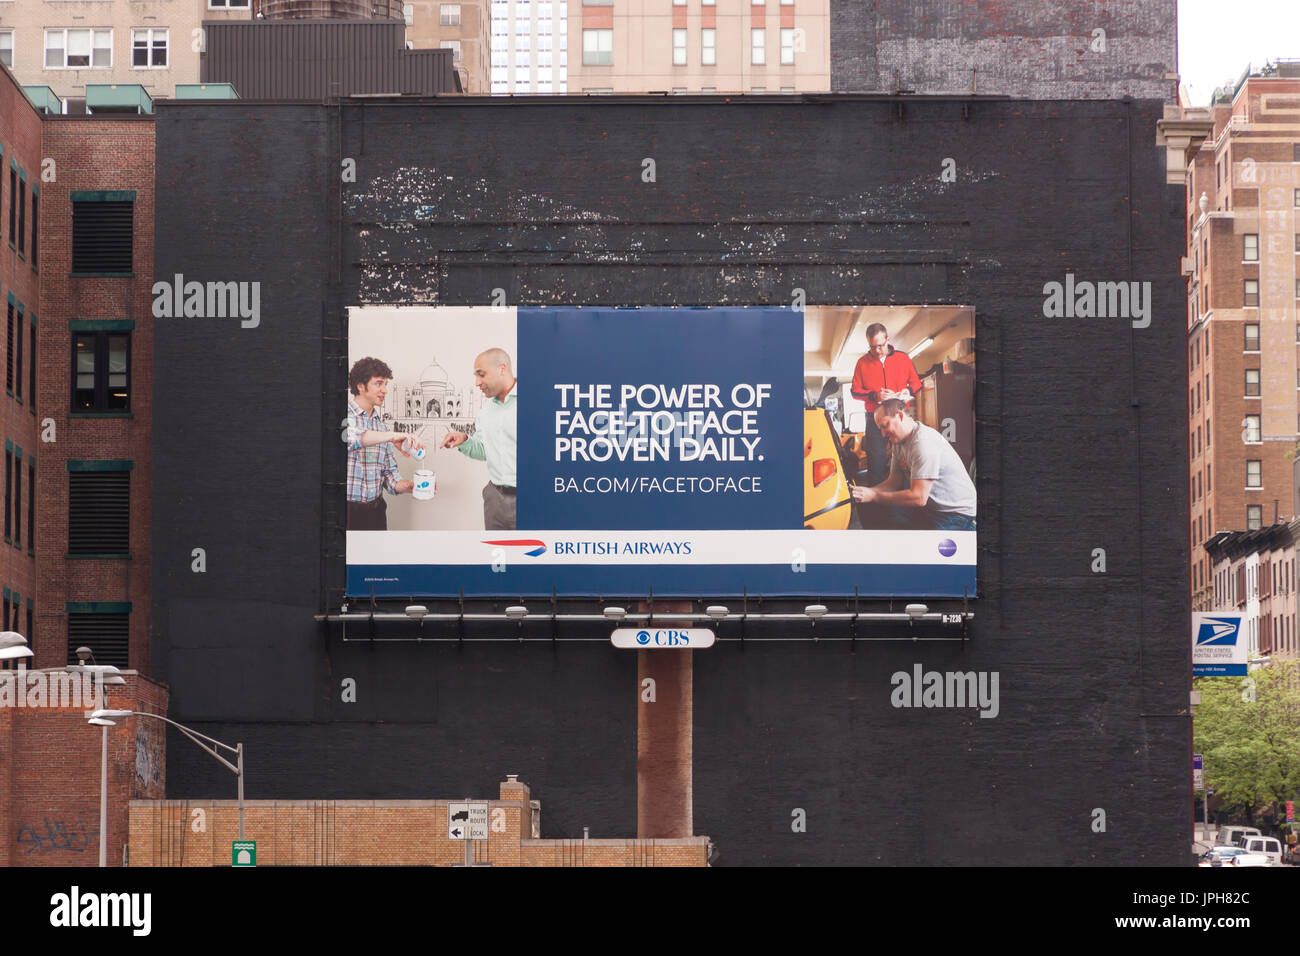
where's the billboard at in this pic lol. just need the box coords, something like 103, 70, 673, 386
1192, 612, 1249, 677
345, 305, 976, 597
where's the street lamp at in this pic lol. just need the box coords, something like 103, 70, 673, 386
89, 709, 247, 845
88, 710, 130, 867
0, 631, 33, 663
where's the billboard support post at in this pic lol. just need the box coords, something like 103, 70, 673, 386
637, 602, 693, 840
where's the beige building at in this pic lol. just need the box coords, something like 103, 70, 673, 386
567, 0, 828, 95
0, 0, 252, 108
403, 0, 489, 94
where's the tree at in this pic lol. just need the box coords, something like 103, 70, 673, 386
1194, 662, 1300, 828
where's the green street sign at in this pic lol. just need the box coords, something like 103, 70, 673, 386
232, 841, 256, 867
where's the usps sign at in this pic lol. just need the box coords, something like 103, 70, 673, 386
1192, 612, 1248, 677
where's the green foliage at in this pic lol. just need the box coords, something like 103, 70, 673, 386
1195, 662, 1300, 825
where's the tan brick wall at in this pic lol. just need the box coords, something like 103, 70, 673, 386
130, 790, 709, 866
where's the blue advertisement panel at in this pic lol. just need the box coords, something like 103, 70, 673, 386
344, 305, 977, 598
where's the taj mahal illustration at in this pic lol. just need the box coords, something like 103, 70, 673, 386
386, 357, 483, 436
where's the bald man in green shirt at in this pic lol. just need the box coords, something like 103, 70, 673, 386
442, 347, 518, 530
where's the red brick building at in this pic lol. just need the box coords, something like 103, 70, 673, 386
1162, 63, 1300, 612
0, 63, 42, 662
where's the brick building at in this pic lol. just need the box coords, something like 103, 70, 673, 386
130, 775, 710, 865
35, 112, 155, 673
1205, 523, 1300, 661
0, 671, 167, 867
1159, 63, 1300, 611
0, 64, 41, 663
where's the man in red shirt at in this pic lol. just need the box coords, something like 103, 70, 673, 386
850, 322, 922, 488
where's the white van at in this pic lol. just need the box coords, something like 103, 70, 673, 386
1216, 822, 1258, 842
1239, 835, 1283, 865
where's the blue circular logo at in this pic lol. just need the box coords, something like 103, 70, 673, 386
938, 539, 957, 557
636, 630, 651, 645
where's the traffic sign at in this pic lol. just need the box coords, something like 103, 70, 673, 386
449, 802, 489, 840
1193, 754, 1203, 791
232, 841, 256, 867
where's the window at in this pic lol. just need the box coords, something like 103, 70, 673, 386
131, 28, 167, 68
208, 0, 251, 7
1244, 234, 1258, 261
440, 3, 461, 25
0, 30, 12, 70
68, 466, 130, 555
1295, 234, 1300, 253
16, 177, 23, 255
1244, 415, 1261, 443
72, 196, 134, 274
25, 460, 32, 555
4, 450, 10, 540
780, 28, 795, 64
1248, 506, 1262, 530
66, 605, 130, 669
1246, 368, 1260, 396
30, 190, 36, 269
14, 303, 22, 401
1245, 323, 1259, 350
440, 40, 462, 63
751, 28, 765, 65
1247, 460, 1262, 487
73, 332, 130, 412
29, 321, 35, 408
1245, 280, 1259, 307
514, 52, 530, 68
673, 28, 686, 65
5, 301, 13, 394
583, 29, 612, 65
751, 87, 766, 93
1207, 464, 1211, 492
7, 168, 13, 244
702, 29, 716, 65
13, 452, 19, 550
45, 29, 113, 69
1295, 189, 1300, 208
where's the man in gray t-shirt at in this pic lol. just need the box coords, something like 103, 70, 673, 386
849, 399, 976, 531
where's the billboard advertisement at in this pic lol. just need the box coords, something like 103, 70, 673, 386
345, 305, 976, 597
1192, 612, 1249, 677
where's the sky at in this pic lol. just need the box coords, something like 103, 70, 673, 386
1179, 0, 1300, 106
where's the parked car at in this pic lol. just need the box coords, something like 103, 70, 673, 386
1238, 836, 1284, 865
1218, 826, 1262, 847
1203, 846, 1251, 867
1228, 852, 1273, 867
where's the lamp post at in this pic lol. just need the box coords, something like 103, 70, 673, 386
67, 657, 127, 868
90, 709, 247, 842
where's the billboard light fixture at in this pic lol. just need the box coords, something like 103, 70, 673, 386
603, 606, 627, 621
906, 603, 929, 619
706, 605, 729, 621
505, 605, 528, 620
804, 604, 828, 620
405, 605, 428, 618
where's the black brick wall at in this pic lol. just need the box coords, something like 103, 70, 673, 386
154, 95, 1189, 864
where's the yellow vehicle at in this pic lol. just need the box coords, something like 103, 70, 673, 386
804, 407, 853, 529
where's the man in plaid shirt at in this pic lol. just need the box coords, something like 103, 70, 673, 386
346, 357, 424, 530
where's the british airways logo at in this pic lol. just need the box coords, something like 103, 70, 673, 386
1196, 617, 1241, 647
483, 539, 547, 557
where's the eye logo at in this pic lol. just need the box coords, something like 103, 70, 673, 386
636, 630, 651, 645
482, 539, 547, 557
938, 539, 957, 557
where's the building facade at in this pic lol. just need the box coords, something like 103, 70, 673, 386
149, 93, 1189, 865
567, 0, 828, 95
0, 0, 252, 109
404, 1, 490, 94
1206, 524, 1300, 661
1170, 65, 1300, 611
490, 0, 566, 94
